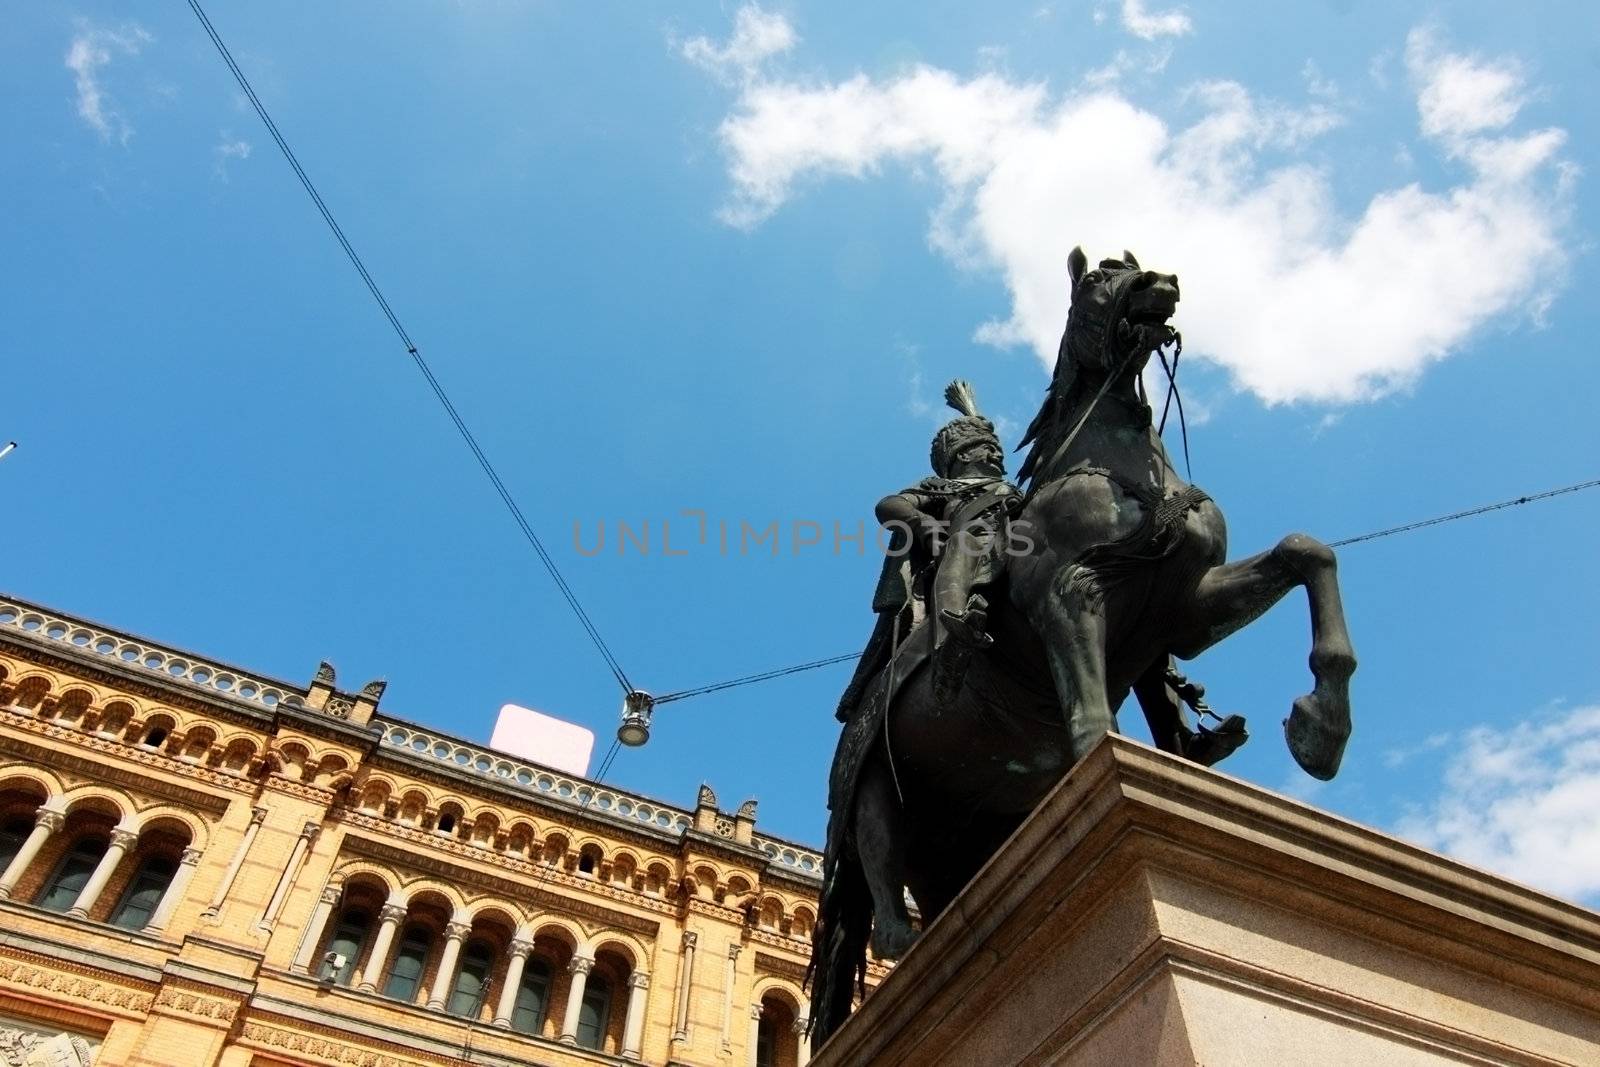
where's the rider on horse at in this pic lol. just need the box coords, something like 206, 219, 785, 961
834, 381, 1023, 721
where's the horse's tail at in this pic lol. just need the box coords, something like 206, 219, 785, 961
805, 806, 870, 1053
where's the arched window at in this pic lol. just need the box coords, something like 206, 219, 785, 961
321, 908, 372, 985
0, 815, 33, 871
109, 853, 177, 930
383, 926, 433, 1001
757, 1014, 778, 1067
36, 836, 106, 912
575, 974, 611, 1050
511, 959, 551, 1035
447, 939, 495, 1017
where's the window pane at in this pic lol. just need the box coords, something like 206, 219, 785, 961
511, 962, 550, 1034
576, 976, 610, 1050
110, 855, 177, 930
447, 942, 494, 1017
0, 818, 33, 872
37, 838, 105, 913
383, 929, 432, 1000
757, 1016, 777, 1067
324, 910, 370, 985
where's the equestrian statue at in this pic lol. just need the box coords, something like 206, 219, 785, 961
809, 247, 1356, 1050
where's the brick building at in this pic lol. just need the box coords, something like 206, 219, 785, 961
0, 593, 877, 1066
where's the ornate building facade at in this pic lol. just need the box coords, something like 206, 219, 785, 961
0, 594, 877, 1066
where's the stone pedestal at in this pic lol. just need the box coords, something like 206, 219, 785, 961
813, 735, 1600, 1066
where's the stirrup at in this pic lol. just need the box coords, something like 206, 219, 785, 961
1184, 714, 1249, 767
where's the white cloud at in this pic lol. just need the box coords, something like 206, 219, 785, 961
1398, 704, 1600, 903
680, 5, 796, 85
1406, 28, 1524, 144
213, 135, 252, 180
687, 11, 1573, 405
66, 21, 151, 144
1121, 0, 1193, 41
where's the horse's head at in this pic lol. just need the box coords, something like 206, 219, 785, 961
1016, 247, 1182, 488
1059, 246, 1180, 379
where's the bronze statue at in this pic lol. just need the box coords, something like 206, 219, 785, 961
835, 382, 1023, 719
809, 247, 1355, 1049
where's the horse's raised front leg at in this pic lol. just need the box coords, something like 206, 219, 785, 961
1172, 533, 1356, 779
852, 756, 918, 960
1037, 563, 1114, 764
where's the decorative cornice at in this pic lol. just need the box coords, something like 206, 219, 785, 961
0, 623, 279, 729
340, 833, 662, 939
0, 957, 154, 1017
753, 952, 808, 984
681, 828, 768, 869
685, 897, 751, 923
336, 811, 678, 917
0, 726, 236, 812
367, 742, 689, 855
748, 927, 810, 952
153, 984, 238, 1024
262, 774, 334, 804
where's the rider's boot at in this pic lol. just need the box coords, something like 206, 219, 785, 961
939, 594, 993, 650
933, 596, 990, 705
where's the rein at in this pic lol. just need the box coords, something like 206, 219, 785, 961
1155, 332, 1191, 479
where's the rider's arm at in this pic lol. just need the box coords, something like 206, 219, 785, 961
876, 492, 943, 555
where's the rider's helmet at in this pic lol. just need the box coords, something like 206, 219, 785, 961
930, 380, 1003, 478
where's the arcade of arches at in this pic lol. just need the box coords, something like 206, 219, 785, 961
0, 594, 888, 1066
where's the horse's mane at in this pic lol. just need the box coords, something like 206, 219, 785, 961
1015, 249, 1149, 493
1015, 327, 1081, 493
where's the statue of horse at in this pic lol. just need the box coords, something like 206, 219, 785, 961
808, 247, 1355, 1050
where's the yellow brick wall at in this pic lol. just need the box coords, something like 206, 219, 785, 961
0, 610, 877, 1067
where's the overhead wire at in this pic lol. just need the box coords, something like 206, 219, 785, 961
185, 0, 633, 695
1327, 477, 1600, 548
652, 474, 1600, 703
181, 7, 1600, 718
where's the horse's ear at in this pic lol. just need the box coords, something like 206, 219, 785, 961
1067, 246, 1088, 289
1122, 249, 1139, 269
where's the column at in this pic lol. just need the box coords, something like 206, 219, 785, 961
202, 806, 266, 919
795, 1010, 813, 1067
258, 821, 319, 929
621, 972, 649, 1060
720, 943, 742, 1050
559, 955, 595, 1044
672, 931, 697, 1042
357, 901, 408, 993
426, 918, 471, 1010
291, 885, 344, 973
145, 846, 203, 934
747, 1003, 763, 1067
67, 827, 137, 918
492, 938, 534, 1028
0, 809, 63, 899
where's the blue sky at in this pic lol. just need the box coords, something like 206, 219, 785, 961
4, 2, 1599, 902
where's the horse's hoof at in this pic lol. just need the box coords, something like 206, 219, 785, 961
1284, 693, 1350, 781
870, 923, 919, 962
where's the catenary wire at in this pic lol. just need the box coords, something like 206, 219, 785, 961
1327, 477, 1600, 548
185, 0, 633, 695
654, 653, 861, 705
